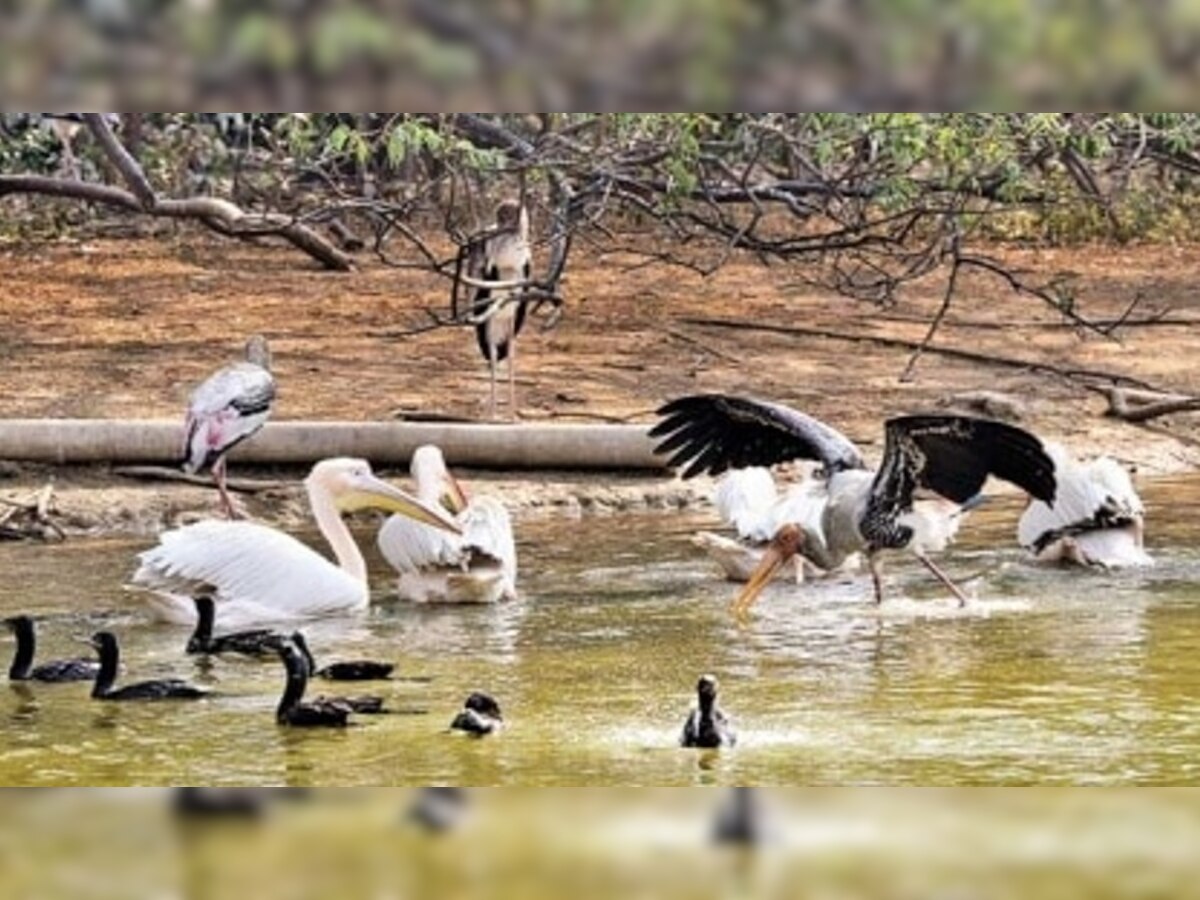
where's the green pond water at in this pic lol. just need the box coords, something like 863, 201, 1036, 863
2, 476, 1200, 786
4, 789, 1200, 899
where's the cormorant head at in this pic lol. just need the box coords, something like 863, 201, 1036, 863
697, 674, 719, 706
3, 615, 33, 637
88, 631, 118, 655
463, 692, 502, 721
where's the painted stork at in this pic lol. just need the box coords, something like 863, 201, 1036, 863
694, 466, 854, 582
651, 394, 1058, 613
377, 445, 517, 604
132, 458, 462, 630
1018, 444, 1152, 568
182, 335, 276, 519
470, 200, 532, 421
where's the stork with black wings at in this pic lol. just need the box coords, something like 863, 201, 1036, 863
465, 200, 532, 421
651, 395, 1058, 612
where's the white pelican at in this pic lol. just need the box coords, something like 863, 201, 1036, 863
132, 458, 461, 629
694, 466, 853, 582
377, 445, 517, 604
1018, 445, 1152, 568
652, 394, 1059, 612
471, 200, 532, 421
182, 335, 276, 518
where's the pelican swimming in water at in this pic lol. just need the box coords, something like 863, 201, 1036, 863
652, 394, 1059, 612
132, 458, 461, 630
1018, 444, 1152, 568
182, 335, 276, 519
377, 445, 517, 604
694, 466, 855, 582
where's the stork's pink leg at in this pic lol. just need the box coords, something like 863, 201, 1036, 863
487, 341, 499, 422
507, 337, 518, 422
868, 553, 885, 605
213, 457, 238, 519
915, 552, 970, 607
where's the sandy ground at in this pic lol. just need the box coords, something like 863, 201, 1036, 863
1, 234, 1198, 535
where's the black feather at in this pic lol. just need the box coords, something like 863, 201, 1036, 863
651, 394, 865, 478
883, 416, 1057, 506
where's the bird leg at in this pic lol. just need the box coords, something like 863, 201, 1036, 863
507, 337, 518, 422
213, 458, 238, 520
868, 553, 885, 605
487, 342, 499, 422
914, 552, 970, 607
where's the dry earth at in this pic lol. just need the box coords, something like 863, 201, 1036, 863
1, 234, 1198, 534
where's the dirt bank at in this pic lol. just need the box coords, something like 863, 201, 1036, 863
1, 236, 1198, 535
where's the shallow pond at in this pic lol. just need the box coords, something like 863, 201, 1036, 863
6, 789, 1200, 899
2, 476, 1200, 786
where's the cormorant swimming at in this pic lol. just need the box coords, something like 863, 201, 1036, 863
681, 675, 736, 749
4, 615, 99, 683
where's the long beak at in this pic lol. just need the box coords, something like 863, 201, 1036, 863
74, 637, 98, 650
731, 539, 798, 619
345, 474, 462, 535
441, 472, 469, 516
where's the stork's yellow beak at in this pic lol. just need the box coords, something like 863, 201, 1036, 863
731, 525, 803, 619
340, 473, 462, 535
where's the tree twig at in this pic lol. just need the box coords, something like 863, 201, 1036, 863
682, 316, 1163, 391
112, 466, 288, 493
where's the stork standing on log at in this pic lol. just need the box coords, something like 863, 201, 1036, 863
651, 395, 1059, 613
181, 335, 276, 519
470, 200, 532, 421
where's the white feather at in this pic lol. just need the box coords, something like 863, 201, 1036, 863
702, 469, 852, 582
377, 448, 518, 604
1018, 445, 1152, 568
714, 468, 779, 542
183, 361, 275, 473
132, 520, 366, 628
900, 496, 970, 556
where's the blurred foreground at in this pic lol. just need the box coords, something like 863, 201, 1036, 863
2, 789, 1199, 899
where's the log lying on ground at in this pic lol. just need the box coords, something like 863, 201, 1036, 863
0, 421, 666, 471
1104, 388, 1200, 423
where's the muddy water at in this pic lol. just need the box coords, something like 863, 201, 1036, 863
1, 476, 1199, 786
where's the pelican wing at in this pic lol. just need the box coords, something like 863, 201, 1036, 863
867, 417, 1057, 541
183, 362, 276, 472
1018, 447, 1150, 566
132, 520, 364, 625
651, 395, 865, 478
378, 496, 517, 581
462, 496, 517, 579
714, 468, 780, 542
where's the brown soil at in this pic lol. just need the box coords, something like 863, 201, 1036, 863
1, 234, 1198, 533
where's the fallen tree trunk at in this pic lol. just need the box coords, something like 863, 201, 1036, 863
0, 421, 666, 471
1104, 387, 1200, 423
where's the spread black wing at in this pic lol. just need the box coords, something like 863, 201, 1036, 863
863, 416, 1058, 546
650, 394, 866, 479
